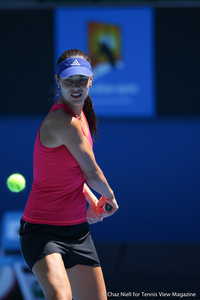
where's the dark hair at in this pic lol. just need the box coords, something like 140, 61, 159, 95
57, 49, 98, 141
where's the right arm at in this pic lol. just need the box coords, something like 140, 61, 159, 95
63, 117, 119, 215
41, 113, 119, 216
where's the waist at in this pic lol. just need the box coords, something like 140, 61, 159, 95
23, 188, 87, 226
19, 218, 89, 240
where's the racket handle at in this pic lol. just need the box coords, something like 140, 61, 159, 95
103, 203, 113, 212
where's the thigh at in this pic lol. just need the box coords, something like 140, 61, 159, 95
67, 265, 107, 300
32, 253, 72, 300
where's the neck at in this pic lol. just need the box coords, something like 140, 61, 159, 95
58, 97, 83, 117
77, 111, 82, 119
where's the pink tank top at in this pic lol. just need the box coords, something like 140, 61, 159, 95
22, 100, 93, 225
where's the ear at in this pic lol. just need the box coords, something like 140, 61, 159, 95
89, 74, 93, 87
55, 74, 61, 88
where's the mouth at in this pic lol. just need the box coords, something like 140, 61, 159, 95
71, 93, 82, 99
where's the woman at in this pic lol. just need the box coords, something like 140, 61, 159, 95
19, 49, 119, 300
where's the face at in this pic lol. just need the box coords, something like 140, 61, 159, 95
55, 74, 93, 107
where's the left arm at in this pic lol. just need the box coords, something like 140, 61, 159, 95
84, 183, 98, 206
85, 183, 103, 224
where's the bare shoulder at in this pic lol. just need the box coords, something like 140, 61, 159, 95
40, 109, 80, 148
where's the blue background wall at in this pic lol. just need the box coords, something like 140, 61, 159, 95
1, 116, 200, 242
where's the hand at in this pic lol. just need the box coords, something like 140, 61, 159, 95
97, 195, 119, 219
87, 203, 103, 224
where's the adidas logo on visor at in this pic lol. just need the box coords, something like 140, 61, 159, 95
71, 59, 80, 66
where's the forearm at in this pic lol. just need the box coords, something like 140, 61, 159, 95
84, 183, 98, 206
84, 168, 119, 219
84, 166, 114, 201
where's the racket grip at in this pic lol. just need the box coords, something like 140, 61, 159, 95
103, 203, 113, 212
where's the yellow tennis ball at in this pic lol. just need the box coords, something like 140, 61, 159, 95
7, 173, 26, 193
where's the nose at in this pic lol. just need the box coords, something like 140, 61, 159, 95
72, 80, 80, 89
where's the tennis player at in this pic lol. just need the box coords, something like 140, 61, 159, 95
19, 49, 119, 300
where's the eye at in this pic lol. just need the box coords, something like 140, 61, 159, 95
65, 79, 72, 83
80, 77, 88, 83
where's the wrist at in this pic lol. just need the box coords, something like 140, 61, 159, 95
101, 192, 115, 202
89, 198, 98, 207
107, 191, 115, 201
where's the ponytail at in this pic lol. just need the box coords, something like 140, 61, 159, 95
83, 95, 98, 142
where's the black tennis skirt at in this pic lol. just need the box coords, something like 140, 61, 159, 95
19, 219, 100, 272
